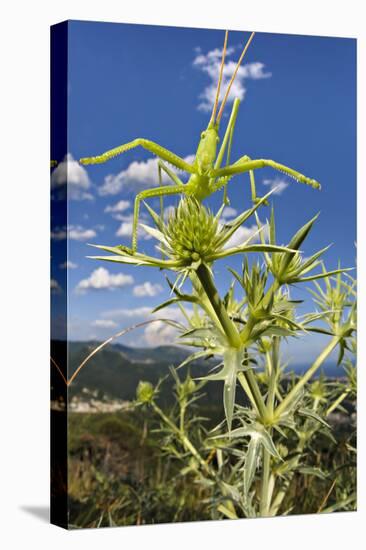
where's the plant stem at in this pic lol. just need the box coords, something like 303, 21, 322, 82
196, 264, 241, 347
326, 390, 349, 416
274, 335, 340, 419
260, 445, 272, 516
269, 394, 322, 516
195, 263, 267, 420
151, 401, 213, 477
152, 400, 239, 518
267, 338, 279, 416
237, 372, 258, 415
180, 402, 186, 432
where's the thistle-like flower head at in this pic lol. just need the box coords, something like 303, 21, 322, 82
163, 198, 223, 266
87, 190, 295, 274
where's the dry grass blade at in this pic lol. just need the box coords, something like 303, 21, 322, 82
51, 319, 181, 386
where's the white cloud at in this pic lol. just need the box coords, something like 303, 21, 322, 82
51, 278, 61, 293
263, 177, 289, 195
133, 282, 164, 297
51, 225, 97, 242
59, 260, 78, 269
91, 319, 118, 329
224, 223, 269, 249
222, 206, 238, 219
104, 200, 131, 213
51, 153, 93, 200
116, 220, 152, 240
101, 306, 152, 319
101, 305, 190, 347
143, 321, 178, 347
75, 267, 134, 294
68, 226, 96, 241
193, 45, 271, 112
99, 155, 195, 196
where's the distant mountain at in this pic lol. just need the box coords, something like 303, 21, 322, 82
51, 340, 343, 404
52, 340, 219, 404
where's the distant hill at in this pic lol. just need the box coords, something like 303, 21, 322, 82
51, 340, 343, 404
52, 340, 220, 404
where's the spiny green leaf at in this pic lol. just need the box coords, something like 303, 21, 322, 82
176, 350, 213, 370
260, 430, 283, 460
287, 213, 320, 252
143, 201, 164, 230
243, 438, 260, 495
297, 466, 328, 480
216, 189, 275, 247
297, 408, 330, 428
212, 243, 298, 261
297, 267, 354, 283
140, 223, 167, 243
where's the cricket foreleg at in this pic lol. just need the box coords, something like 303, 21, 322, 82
157, 160, 185, 256
210, 157, 321, 190
214, 98, 240, 172
222, 118, 236, 205
131, 184, 187, 252
156, 160, 185, 220
157, 159, 185, 187
80, 138, 195, 174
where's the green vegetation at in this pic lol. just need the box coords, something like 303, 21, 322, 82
68, 367, 356, 527
74, 191, 356, 524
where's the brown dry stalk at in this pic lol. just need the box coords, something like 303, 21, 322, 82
51, 319, 180, 386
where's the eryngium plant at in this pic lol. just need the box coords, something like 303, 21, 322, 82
89, 191, 356, 519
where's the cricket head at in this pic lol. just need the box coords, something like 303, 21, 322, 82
195, 30, 255, 175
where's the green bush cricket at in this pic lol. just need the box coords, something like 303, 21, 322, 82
80, 30, 320, 253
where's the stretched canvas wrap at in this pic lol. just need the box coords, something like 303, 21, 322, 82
50, 20, 357, 529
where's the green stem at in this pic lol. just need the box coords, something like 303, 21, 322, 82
237, 372, 259, 414
152, 400, 238, 518
196, 263, 241, 347
267, 339, 279, 416
260, 445, 272, 516
326, 390, 349, 416
270, 395, 322, 516
195, 263, 267, 420
151, 401, 213, 477
274, 336, 340, 419
180, 402, 186, 432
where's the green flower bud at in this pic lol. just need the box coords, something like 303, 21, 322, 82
136, 381, 155, 403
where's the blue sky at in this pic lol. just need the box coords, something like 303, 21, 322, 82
51, 21, 356, 362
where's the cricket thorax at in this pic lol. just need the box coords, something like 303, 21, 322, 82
195, 128, 219, 175
188, 173, 211, 201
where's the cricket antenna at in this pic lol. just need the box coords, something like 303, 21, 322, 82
209, 30, 228, 127
216, 31, 255, 124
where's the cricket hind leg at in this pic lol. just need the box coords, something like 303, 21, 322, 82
80, 138, 195, 175
212, 152, 268, 209
223, 119, 235, 205
210, 156, 321, 190
244, 156, 269, 206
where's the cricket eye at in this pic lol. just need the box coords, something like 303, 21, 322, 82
201, 132, 206, 139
